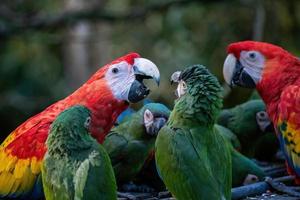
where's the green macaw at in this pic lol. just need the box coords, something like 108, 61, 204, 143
249, 91, 280, 161
217, 99, 278, 160
42, 105, 117, 200
155, 65, 232, 200
231, 147, 265, 187
103, 103, 170, 185
216, 124, 265, 186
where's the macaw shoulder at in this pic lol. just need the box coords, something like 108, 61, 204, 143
277, 85, 300, 174
0, 101, 67, 199
278, 85, 300, 126
2, 101, 67, 149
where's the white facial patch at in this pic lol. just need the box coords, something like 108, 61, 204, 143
144, 109, 154, 127
240, 51, 265, 84
177, 80, 187, 98
105, 61, 135, 101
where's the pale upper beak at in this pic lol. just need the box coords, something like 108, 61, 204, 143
223, 53, 256, 88
133, 58, 160, 86
223, 54, 237, 87
127, 58, 160, 103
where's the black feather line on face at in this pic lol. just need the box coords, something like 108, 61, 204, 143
179, 65, 198, 81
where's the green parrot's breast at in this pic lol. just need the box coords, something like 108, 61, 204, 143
156, 126, 231, 200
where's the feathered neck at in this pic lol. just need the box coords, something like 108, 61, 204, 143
62, 77, 128, 143
257, 57, 300, 123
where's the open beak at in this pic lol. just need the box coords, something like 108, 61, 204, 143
223, 54, 256, 88
128, 58, 160, 103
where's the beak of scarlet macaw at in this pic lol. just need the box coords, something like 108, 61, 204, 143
128, 58, 160, 103
223, 54, 256, 88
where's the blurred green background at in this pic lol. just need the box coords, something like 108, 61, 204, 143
0, 0, 299, 141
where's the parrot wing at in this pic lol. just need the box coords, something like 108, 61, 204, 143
102, 132, 129, 166
277, 85, 300, 176
0, 103, 64, 199
0, 117, 50, 199
156, 126, 230, 200
78, 144, 117, 200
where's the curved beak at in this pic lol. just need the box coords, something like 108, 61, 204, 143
133, 58, 160, 85
223, 54, 256, 88
128, 58, 160, 103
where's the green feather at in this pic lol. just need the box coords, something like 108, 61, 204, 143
103, 103, 170, 185
42, 105, 117, 200
215, 124, 265, 186
156, 65, 232, 200
231, 147, 265, 187
215, 124, 241, 150
217, 99, 278, 160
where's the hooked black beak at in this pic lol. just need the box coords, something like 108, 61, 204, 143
223, 54, 256, 88
128, 58, 160, 103
146, 117, 167, 136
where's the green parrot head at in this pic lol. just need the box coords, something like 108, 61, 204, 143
170, 65, 223, 125
47, 105, 93, 154
140, 103, 170, 136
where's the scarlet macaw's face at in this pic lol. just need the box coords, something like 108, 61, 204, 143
222, 41, 273, 88
104, 55, 160, 103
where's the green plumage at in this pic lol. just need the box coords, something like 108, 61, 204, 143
215, 124, 241, 150
103, 103, 170, 184
217, 99, 278, 160
215, 124, 265, 186
155, 65, 232, 200
42, 105, 117, 200
231, 147, 265, 186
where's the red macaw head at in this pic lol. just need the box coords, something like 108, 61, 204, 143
222, 41, 299, 89
85, 52, 160, 103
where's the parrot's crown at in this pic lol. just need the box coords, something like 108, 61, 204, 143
227, 41, 295, 60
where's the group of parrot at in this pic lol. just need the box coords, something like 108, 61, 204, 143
0, 40, 299, 200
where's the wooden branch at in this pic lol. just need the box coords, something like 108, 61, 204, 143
231, 176, 295, 200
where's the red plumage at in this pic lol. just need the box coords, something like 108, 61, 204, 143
227, 41, 300, 183
0, 52, 140, 198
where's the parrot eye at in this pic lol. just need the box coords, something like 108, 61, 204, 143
247, 51, 258, 61
112, 67, 119, 74
181, 81, 187, 90
84, 117, 91, 129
